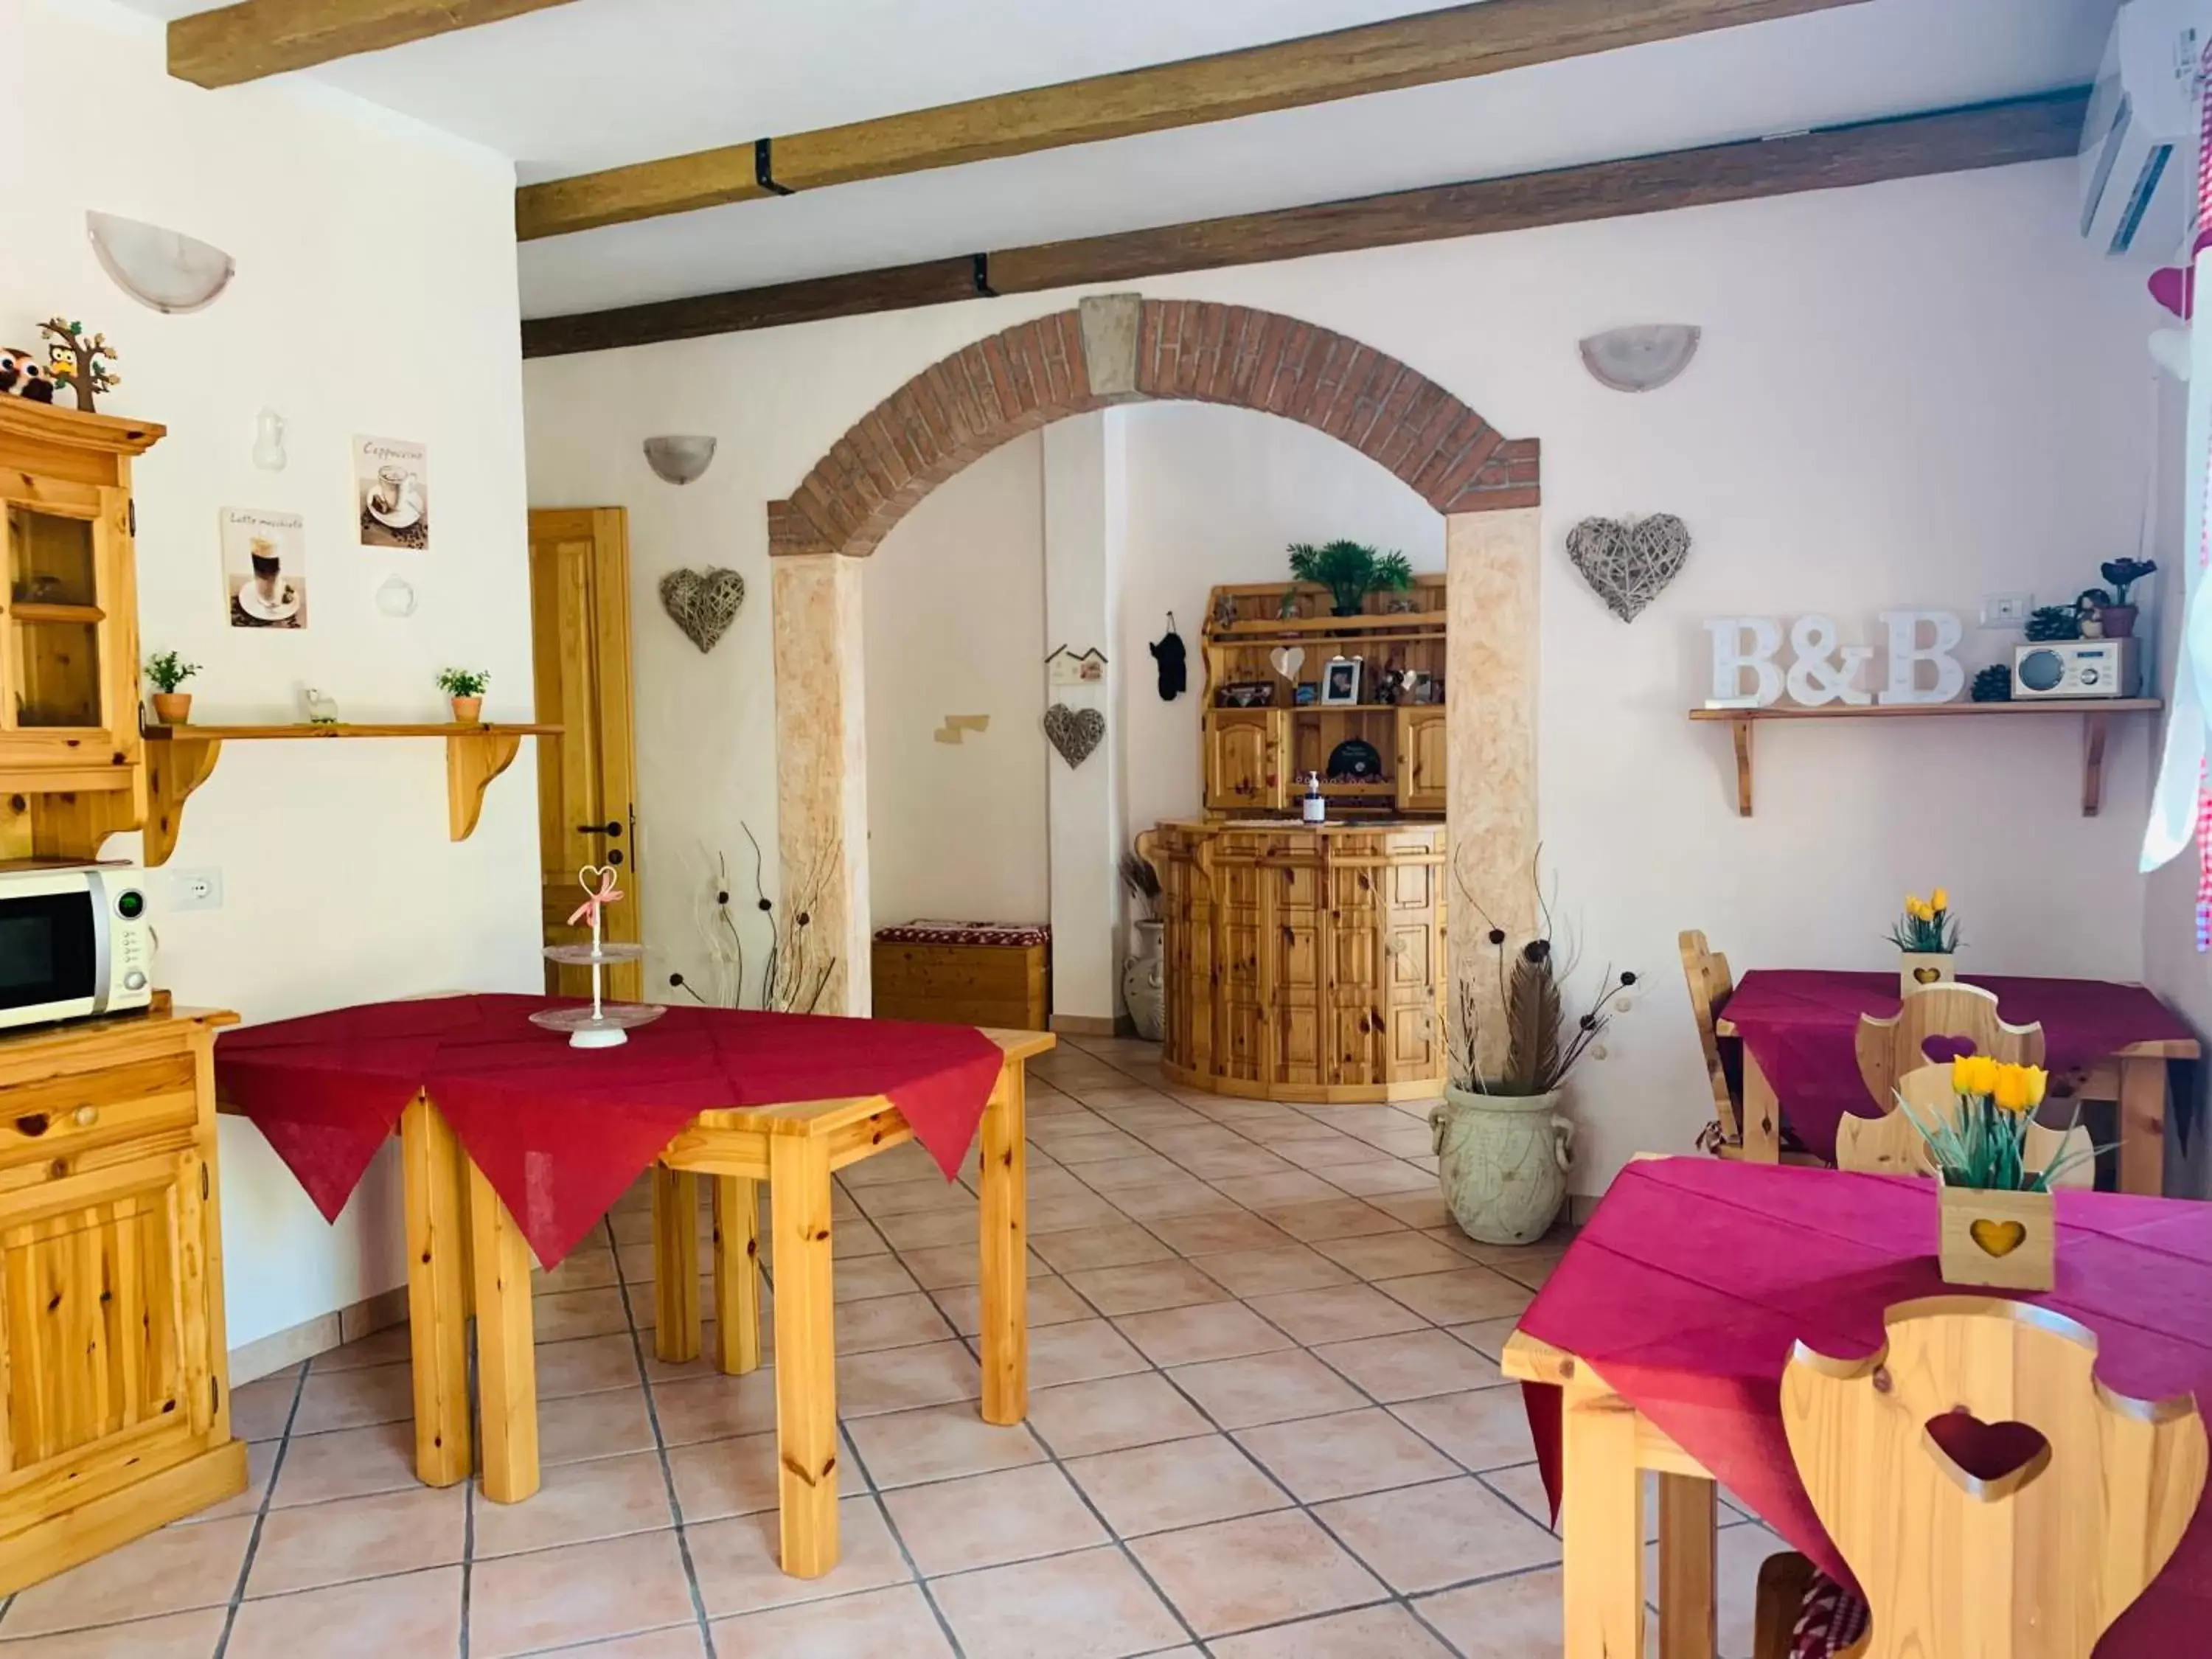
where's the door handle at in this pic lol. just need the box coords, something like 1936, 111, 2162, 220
577, 821, 623, 837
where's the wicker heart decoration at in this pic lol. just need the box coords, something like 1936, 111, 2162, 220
1566, 514, 1690, 624
659, 566, 745, 653
1043, 703, 1105, 768
1269, 645, 1304, 680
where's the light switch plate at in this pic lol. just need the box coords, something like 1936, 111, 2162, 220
1980, 592, 2032, 627
168, 869, 223, 911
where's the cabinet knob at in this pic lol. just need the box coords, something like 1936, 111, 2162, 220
74, 1106, 98, 1127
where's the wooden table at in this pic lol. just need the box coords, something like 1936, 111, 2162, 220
228, 1026, 1049, 1578
1501, 1326, 1724, 1659
1715, 1012, 2195, 1197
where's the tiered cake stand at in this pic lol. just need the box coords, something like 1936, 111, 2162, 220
533, 942, 665, 1048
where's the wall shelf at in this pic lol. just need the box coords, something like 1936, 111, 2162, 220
139, 722, 560, 866
1688, 699, 2163, 818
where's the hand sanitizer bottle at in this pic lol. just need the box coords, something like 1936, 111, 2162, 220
1302, 771, 1326, 824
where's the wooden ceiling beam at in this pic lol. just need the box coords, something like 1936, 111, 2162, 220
170, 0, 585, 89
521, 89, 2088, 360
515, 0, 1875, 241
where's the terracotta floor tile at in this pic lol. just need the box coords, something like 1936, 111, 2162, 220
0, 1607, 226, 1658
1130, 1509, 1387, 1638
1029, 1317, 1151, 1386
540, 1383, 658, 1465
1190, 1245, 1357, 1298
1114, 1301, 1293, 1367
1480, 1464, 1563, 1535
469, 1528, 697, 1658
883, 1463, 1107, 1574
1208, 1172, 1344, 1209
852, 1176, 967, 1217
472, 1449, 676, 1556
1441, 1315, 1523, 1362
227, 1371, 300, 1441
845, 1402, 1048, 1489
1026, 1372, 1212, 1457
1257, 1199, 1406, 1242
687, 1499, 912, 1616
183, 1436, 278, 1523
1060, 1259, 1231, 1316
1064, 1432, 1291, 1537
664, 1427, 776, 1521
1040, 1129, 1149, 1165
1166, 1350, 1366, 1429
245, 1483, 464, 1597
535, 1246, 621, 1293
874, 1208, 983, 1251
1318, 1161, 1435, 1197
1372, 1267, 1534, 1325
930, 1273, 1094, 1336
838, 1339, 982, 1416
225, 1565, 462, 1659
1388, 1385, 1536, 1472
1311, 1328, 1506, 1402
1030, 1223, 1175, 1273
1071, 1152, 1186, 1189
653, 1367, 779, 1446
534, 1286, 635, 1342
1315, 1475, 1559, 1592
0, 1514, 251, 1636
313, 1324, 413, 1372
1275, 1135, 1397, 1172
928, 1545, 1189, 1659
546, 1630, 708, 1659
832, 1254, 924, 1301
1207, 1603, 1457, 1658
1235, 1408, 1458, 1502
1312, 1231, 1483, 1280
893, 1245, 1047, 1290
1490, 1248, 1568, 1291
537, 1332, 647, 1398
267, 1420, 417, 1508
710, 1584, 953, 1658
835, 1290, 957, 1353
1099, 1179, 1245, 1221
1364, 1192, 1458, 1230
1243, 1284, 1428, 1344
1412, 1568, 1562, 1659
1155, 1144, 1298, 1180
1141, 1209, 1295, 1257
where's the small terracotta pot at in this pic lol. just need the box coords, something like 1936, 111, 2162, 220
2099, 604, 2138, 639
450, 695, 484, 724
150, 691, 192, 725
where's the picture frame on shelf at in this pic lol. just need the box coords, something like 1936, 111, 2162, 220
1321, 655, 1363, 706
1293, 684, 1319, 706
1217, 681, 1276, 709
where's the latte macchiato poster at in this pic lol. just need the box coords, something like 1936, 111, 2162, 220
354, 434, 429, 552
220, 507, 308, 630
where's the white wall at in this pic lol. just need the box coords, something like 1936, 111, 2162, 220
6, 1, 539, 1346
864, 431, 1049, 928
524, 159, 2158, 1193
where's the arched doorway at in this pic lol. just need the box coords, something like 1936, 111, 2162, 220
768, 293, 1542, 1019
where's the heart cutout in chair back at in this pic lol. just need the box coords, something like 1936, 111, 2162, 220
1968, 1218, 2028, 1258
1923, 1408, 2051, 1495
1920, 1035, 1977, 1065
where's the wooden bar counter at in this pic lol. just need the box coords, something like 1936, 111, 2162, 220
1147, 818, 1447, 1103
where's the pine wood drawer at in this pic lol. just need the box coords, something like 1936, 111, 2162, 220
0, 1054, 199, 1173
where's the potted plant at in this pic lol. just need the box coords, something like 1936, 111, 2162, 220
1896, 1054, 2084, 1292
1287, 539, 1415, 617
2096, 557, 2157, 639
1890, 888, 1960, 995
437, 667, 490, 723
1433, 879, 1637, 1245
145, 650, 200, 725
1119, 849, 1165, 1042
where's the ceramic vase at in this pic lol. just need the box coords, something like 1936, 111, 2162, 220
1937, 1178, 2053, 1293
1123, 919, 1165, 1043
1899, 950, 1955, 998
1430, 1086, 1573, 1245
451, 695, 484, 724
150, 692, 191, 725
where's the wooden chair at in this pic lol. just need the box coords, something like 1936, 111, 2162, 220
1836, 1062, 2093, 1189
1769, 1296, 2207, 1659
1680, 930, 1745, 1152
1853, 981, 2044, 1107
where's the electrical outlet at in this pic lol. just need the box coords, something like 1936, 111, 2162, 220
1980, 592, 2032, 627
168, 869, 223, 911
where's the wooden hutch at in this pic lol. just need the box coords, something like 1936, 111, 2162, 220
0, 400, 246, 1591
1147, 578, 1450, 1103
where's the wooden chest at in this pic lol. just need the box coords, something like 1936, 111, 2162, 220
872, 922, 1051, 1032
0, 1007, 245, 1593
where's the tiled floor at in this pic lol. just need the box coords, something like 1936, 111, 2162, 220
0, 1036, 1787, 1658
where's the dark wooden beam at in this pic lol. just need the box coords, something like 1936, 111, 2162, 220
170, 0, 585, 89
522, 90, 2088, 361
515, 0, 1874, 240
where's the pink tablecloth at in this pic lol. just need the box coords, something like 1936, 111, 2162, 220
1720, 970, 2195, 1161
1520, 1159, 2212, 1655
216, 995, 1007, 1265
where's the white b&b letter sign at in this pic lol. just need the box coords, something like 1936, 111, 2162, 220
1877, 611, 1965, 706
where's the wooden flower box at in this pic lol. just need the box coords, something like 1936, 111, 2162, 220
1937, 1179, 2054, 1293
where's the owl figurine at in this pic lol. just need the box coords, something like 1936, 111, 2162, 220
300, 686, 340, 726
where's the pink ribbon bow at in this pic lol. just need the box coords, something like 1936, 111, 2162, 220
568, 866, 623, 928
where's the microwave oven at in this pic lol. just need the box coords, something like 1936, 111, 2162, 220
0, 863, 153, 1032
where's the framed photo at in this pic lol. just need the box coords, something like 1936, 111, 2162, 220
1321, 655, 1363, 706
1217, 681, 1276, 709
1293, 683, 1319, 706
355, 435, 429, 551
220, 507, 307, 630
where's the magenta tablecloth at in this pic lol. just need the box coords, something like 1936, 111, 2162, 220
1520, 1159, 2212, 1656
1719, 970, 2195, 1161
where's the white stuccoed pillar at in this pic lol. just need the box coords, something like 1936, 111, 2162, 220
1040, 410, 1128, 1031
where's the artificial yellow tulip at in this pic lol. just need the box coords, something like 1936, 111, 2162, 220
2022, 1065, 2048, 1109
1992, 1063, 2031, 1113
1952, 1054, 2000, 1099
1931, 886, 1949, 913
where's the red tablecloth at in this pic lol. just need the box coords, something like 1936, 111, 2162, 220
1721, 970, 2196, 1161
1520, 1160, 2212, 1655
216, 995, 1008, 1265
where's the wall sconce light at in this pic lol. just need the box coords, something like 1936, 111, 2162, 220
86, 211, 234, 315
644, 435, 717, 485
1578, 324, 1701, 393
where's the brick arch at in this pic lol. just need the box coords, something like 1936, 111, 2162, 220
767, 295, 1539, 561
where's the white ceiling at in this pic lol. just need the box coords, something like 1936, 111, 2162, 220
118, 0, 2117, 320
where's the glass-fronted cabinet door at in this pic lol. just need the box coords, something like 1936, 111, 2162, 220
0, 484, 136, 776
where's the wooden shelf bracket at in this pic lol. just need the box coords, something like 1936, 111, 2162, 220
448, 728, 525, 841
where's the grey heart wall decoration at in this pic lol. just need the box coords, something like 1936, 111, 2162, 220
1043, 703, 1105, 768
1565, 514, 1691, 624
659, 566, 745, 653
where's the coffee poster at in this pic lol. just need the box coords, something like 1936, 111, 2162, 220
220, 507, 308, 630
354, 434, 429, 551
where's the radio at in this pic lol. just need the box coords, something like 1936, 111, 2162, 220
2011, 639, 2137, 700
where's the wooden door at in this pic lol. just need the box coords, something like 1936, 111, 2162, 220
1394, 708, 1447, 813
529, 509, 641, 1001
1204, 710, 1287, 812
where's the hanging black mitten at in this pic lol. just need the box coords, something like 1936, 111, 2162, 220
1150, 619, 1187, 700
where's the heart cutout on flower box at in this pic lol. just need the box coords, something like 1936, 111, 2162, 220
1566, 513, 1690, 623
1043, 703, 1105, 768
1969, 1219, 2028, 1259
659, 566, 745, 653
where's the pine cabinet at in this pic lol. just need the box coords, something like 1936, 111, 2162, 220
1395, 707, 1448, 813
0, 1009, 243, 1594
1203, 709, 1287, 812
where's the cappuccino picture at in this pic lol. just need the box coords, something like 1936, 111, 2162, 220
220, 507, 308, 630
354, 434, 430, 551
